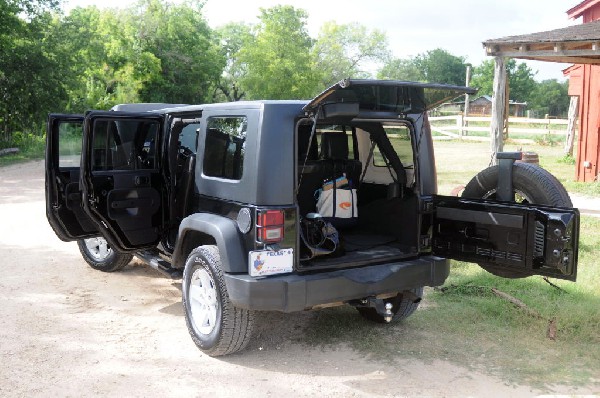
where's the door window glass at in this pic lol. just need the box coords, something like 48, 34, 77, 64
180, 123, 200, 154
91, 119, 159, 171
203, 116, 247, 180
58, 121, 83, 168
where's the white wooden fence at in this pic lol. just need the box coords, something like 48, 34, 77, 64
428, 115, 569, 141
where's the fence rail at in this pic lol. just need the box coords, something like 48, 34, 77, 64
428, 115, 569, 141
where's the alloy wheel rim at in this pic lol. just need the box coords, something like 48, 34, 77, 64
482, 188, 533, 204
84, 237, 113, 261
189, 267, 219, 335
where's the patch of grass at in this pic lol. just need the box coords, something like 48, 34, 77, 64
557, 154, 576, 165
0, 132, 46, 167
534, 133, 562, 147
301, 216, 600, 388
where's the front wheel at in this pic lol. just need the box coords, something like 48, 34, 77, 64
357, 287, 423, 323
182, 245, 254, 357
77, 237, 133, 272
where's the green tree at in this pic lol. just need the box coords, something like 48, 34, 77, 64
51, 6, 162, 111
378, 48, 467, 85
238, 5, 317, 100
378, 58, 422, 81
312, 21, 389, 87
470, 59, 537, 103
529, 79, 569, 117
135, 0, 225, 104
414, 49, 467, 85
213, 22, 253, 102
0, 0, 63, 141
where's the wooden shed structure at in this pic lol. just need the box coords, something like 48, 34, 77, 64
482, 5, 600, 182
564, 0, 600, 182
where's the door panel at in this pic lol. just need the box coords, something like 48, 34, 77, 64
45, 114, 98, 241
80, 112, 165, 251
431, 195, 579, 281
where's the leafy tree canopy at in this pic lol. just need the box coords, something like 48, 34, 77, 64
312, 21, 389, 87
470, 59, 537, 103
529, 79, 569, 117
238, 5, 318, 100
379, 48, 467, 85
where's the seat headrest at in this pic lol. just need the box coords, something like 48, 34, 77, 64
321, 132, 349, 160
298, 124, 318, 161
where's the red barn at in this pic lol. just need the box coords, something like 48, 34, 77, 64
565, 0, 600, 182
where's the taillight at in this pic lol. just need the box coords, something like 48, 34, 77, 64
257, 209, 285, 243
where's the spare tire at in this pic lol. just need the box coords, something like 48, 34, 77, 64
463, 162, 572, 206
462, 162, 572, 278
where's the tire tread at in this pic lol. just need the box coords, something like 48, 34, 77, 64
183, 245, 254, 357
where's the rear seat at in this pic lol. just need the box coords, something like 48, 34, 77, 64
297, 127, 362, 216
319, 132, 362, 188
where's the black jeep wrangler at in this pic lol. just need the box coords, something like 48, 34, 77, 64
45, 79, 579, 356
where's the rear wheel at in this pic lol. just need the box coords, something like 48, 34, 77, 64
182, 245, 254, 357
357, 287, 423, 323
77, 237, 132, 272
462, 162, 572, 278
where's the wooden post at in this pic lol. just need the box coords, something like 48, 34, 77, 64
565, 96, 578, 157
462, 65, 471, 137
490, 56, 506, 165
503, 76, 510, 139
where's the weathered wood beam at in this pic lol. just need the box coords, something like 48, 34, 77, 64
565, 96, 578, 157
484, 40, 600, 64
490, 57, 506, 165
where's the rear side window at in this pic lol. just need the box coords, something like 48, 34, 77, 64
203, 116, 247, 180
374, 124, 413, 168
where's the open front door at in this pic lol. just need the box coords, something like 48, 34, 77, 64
80, 111, 165, 252
431, 195, 579, 281
45, 114, 99, 241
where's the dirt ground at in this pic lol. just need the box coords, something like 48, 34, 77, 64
0, 160, 592, 397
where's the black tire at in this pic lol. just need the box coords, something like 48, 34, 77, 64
462, 162, 572, 207
77, 237, 133, 272
357, 287, 423, 323
462, 162, 572, 278
182, 245, 254, 357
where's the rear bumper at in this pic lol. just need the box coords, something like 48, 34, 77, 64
224, 256, 450, 312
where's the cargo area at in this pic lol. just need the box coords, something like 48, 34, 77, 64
295, 119, 420, 270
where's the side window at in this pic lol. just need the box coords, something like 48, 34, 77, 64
179, 123, 200, 154
91, 119, 159, 171
374, 125, 413, 168
203, 116, 247, 180
58, 121, 83, 168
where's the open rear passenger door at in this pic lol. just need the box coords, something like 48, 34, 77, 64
46, 114, 99, 241
80, 111, 166, 252
431, 195, 579, 281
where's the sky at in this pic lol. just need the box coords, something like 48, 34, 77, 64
63, 0, 582, 81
